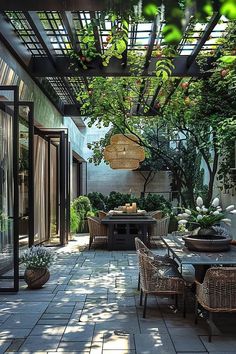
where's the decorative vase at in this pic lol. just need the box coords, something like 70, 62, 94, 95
182, 233, 231, 252
24, 267, 50, 289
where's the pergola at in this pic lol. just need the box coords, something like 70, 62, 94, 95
0, 0, 228, 117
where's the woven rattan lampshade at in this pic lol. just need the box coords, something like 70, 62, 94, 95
104, 134, 145, 170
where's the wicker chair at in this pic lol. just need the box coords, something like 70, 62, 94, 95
87, 216, 108, 249
135, 237, 179, 290
195, 267, 236, 342
148, 216, 170, 242
137, 249, 186, 318
149, 210, 163, 219
98, 210, 107, 220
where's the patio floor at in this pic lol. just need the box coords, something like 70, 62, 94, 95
0, 235, 236, 354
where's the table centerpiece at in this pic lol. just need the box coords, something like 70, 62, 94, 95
177, 197, 236, 252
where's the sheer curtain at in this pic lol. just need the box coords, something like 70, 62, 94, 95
34, 135, 48, 244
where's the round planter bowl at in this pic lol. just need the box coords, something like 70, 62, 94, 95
182, 234, 231, 252
24, 267, 50, 289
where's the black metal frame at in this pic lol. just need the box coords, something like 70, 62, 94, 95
0, 6, 226, 116
0, 87, 34, 293
1, 86, 19, 293
34, 128, 69, 246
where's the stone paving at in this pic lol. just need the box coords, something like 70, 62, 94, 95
0, 235, 236, 354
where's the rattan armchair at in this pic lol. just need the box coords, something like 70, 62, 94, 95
148, 215, 170, 242
98, 210, 107, 219
135, 237, 179, 290
195, 267, 236, 342
137, 250, 186, 318
87, 216, 108, 249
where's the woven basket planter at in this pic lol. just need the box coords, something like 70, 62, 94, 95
24, 267, 50, 289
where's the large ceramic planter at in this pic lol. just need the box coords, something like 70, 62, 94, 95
182, 234, 231, 252
24, 267, 50, 289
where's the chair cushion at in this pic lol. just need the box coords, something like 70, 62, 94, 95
156, 265, 182, 279
154, 254, 179, 268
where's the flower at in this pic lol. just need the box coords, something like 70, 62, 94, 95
196, 197, 203, 207
20, 246, 55, 269
177, 196, 236, 229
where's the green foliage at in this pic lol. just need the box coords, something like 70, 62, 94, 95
87, 192, 107, 211
140, 193, 172, 213
106, 191, 136, 211
70, 205, 80, 234
20, 246, 54, 269
72, 196, 92, 232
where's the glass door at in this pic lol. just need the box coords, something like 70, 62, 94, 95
0, 86, 19, 292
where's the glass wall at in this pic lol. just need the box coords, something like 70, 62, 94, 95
0, 87, 19, 292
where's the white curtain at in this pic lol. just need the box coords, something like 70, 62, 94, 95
34, 135, 48, 243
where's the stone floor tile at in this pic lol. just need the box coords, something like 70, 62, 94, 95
0, 302, 48, 314
94, 321, 140, 334
103, 332, 135, 350
46, 304, 75, 314
90, 341, 103, 354
29, 324, 66, 336
171, 334, 206, 352
3, 338, 24, 352
0, 328, 32, 339
57, 341, 91, 351
103, 351, 136, 354
19, 335, 62, 351
1, 313, 41, 329
0, 339, 11, 354
61, 324, 95, 342
200, 336, 236, 352
134, 333, 176, 354
37, 318, 70, 326
41, 313, 71, 320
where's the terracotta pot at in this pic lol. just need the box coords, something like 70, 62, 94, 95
24, 267, 50, 289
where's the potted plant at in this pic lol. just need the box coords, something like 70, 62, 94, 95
20, 246, 54, 289
177, 197, 236, 251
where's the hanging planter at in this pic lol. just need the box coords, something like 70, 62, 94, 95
104, 134, 145, 170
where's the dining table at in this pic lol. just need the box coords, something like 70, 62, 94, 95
161, 234, 236, 278
101, 214, 156, 250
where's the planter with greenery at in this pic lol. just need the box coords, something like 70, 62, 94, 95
21, 246, 54, 289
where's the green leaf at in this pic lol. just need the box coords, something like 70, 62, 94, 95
82, 36, 90, 43
162, 25, 182, 44
220, 0, 236, 19
116, 39, 127, 53
143, 3, 159, 17
219, 55, 236, 64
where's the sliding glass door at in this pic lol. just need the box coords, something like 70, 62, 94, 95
0, 87, 19, 292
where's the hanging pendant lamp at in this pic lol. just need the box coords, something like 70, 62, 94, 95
104, 134, 145, 170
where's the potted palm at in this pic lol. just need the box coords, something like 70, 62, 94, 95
21, 246, 54, 289
177, 197, 236, 252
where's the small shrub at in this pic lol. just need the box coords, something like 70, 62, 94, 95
21, 246, 54, 268
141, 194, 172, 213
70, 205, 80, 234
87, 192, 107, 211
72, 196, 92, 232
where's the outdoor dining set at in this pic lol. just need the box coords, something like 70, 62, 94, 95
87, 210, 236, 342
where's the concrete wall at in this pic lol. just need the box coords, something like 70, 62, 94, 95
84, 125, 171, 197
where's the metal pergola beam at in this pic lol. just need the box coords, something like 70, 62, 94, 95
30, 56, 211, 77
0, 0, 107, 11
0, 11, 32, 67
187, 12, 221, 67
24, 11, 79, 106
61, 11, 80, 52
144, 18, 157, 68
